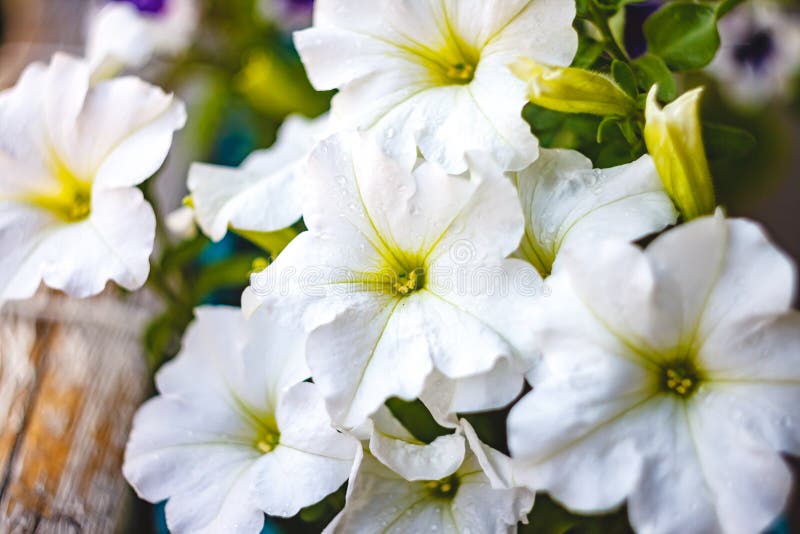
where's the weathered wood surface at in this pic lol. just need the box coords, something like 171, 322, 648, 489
0, 291, 155, 534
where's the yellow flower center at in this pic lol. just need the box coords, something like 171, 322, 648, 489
393, 267, 425, 296
661, 360, 702, 398
445, 62, 475, 83
425, 474, 460, 499
23, 155, 92, 223
255, 430, 281, 454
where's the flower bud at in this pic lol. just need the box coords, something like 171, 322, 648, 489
644, 85, 716, 220
511, 58, 638, 117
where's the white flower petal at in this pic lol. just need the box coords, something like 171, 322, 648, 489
306, 292, 435, 427
646, 215, 796, 352
453, 455, 534, 531
512, 149, 677, 275
556, 239, 684, 356
87, 3, 154, 78
628, 394, 793, 534
38, 188, 155, 297
251, 382, 357, 517
124, 397, 263, 534
369, 408, 465, 481
296, 0, 577, 173
508, 343, 653, 511
699, 313, 800, 455
188, 114, 325, 240
0, 204, 58, 303
421, 357, 525, 428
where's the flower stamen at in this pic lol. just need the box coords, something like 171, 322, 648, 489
425, 474, 460, 499
661, 360, 701, 398
255, 430, 280, 454
393, 267, 425, 296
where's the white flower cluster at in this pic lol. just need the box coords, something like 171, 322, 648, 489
1, 1, 799, 533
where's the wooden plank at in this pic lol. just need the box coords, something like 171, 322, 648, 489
0, 291, 155, 534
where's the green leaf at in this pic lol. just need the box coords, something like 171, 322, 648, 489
192, 253, 255, 299
597, 116, 621, 144
631, 54, 677, 101
702, 122, 757, 161
572, 34, 606, 69
385, 398, 451, 444
611, 60, 638, 98
644, 2, 720, 71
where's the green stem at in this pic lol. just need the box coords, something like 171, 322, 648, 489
588, 4, 630, 63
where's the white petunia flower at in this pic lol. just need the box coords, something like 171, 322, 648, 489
508, 213, 800, 534
187, 113, 328, 242
294, 0, 578, 173
244, 132, 541, 428
87, 0, 199, 80
511, 148, 677, 277
707, 0, 800, 108
0, 53, 185, 304
124, 306, 359, 533
328, 417, 534, 533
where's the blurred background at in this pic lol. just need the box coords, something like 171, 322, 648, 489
0, 0, 798, 532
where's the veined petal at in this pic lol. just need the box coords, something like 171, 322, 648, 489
306, 292, 434, 427
512, 149, 677, 276
188, 114, 325, 240
646, 215, 796, 353
125, 397, 264, 534
508, 344, 654, 512
369, 407, 465, 481
251, 382, 357, 517
295, 0, 577, 173
32, 187, 155, 297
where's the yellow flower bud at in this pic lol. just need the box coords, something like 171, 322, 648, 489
511, 58, 637, 117
644, 86, 716, 221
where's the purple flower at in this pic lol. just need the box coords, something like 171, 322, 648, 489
624, 0, 662, 58
110, 0, 167, 15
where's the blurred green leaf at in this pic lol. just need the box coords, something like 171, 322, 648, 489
234, 227, 298, 257
631, 54, 677, 101
385, 398, 451, 444
192, 253, 256, 299
644, 2, 720, 71
519, 495, 633, 534
702, 122, 757, 161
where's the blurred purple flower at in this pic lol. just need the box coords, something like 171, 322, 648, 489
260, 0, 315, 31
624, 0, 662, 58
110, 0, 167, 15
707, 1, 800, 108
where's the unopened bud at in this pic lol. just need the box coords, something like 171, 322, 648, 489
644, 86, 716, 221
511, 58, 637, 117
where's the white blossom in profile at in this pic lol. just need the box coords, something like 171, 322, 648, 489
295, 0, 577, 173
124, 306, 359, 533
707, 0, 800, 108
508, 213, 800, 534
511, 148, 677, 277
187, 113, 328, 242
87, 0, 199, 80
0, 53, 185, 304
